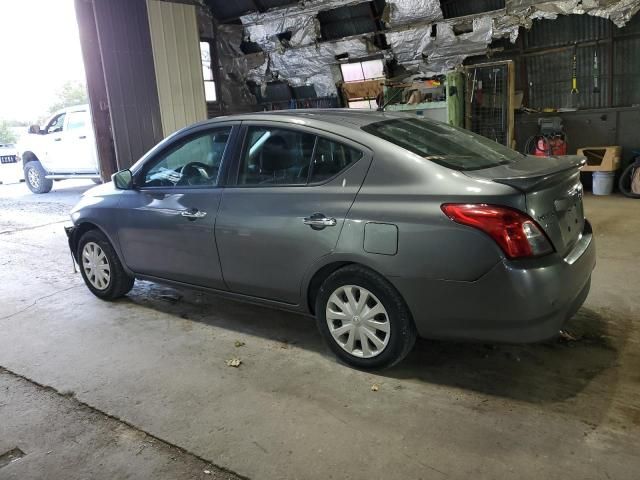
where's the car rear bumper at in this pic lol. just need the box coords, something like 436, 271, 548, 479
391, 220, 596, 343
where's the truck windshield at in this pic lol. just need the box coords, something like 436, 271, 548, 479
362, 118, 523, 171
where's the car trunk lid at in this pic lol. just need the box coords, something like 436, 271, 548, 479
464, 155, 586, 256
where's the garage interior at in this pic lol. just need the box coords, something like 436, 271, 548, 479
1, 0, 640, 479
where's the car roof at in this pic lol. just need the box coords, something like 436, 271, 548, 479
200, 109, 419, 130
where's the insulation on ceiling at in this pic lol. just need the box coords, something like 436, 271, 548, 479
384, 0, 442, 25
252, 37, 376, 96
216, 0, 640, 103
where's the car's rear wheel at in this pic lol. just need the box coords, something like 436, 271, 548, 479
77, 229, 134, 300
24, 161, 53, 194
315, 265, 417, 369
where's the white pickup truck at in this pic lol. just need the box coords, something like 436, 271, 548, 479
0, 143, 22, 184
19, 104, 100, 193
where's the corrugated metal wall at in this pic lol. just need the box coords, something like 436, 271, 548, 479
93, 0, 164, 170
612, 8, 640, 106
613, 36, 640, 106
525, 43, 610, 110
523, 15, 612, 49
521, 15, 613, 110
147, 0, 207, 136
514, 13, 640, 110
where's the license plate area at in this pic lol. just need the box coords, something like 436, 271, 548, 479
558, 195, 584, 247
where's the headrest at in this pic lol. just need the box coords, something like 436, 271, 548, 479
260, 135, 293, 172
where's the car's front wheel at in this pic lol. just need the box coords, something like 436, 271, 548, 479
77, 229, 134, 300
24, 161, 53, 194
315, 265, 417, 369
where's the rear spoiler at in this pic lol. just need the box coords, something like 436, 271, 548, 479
493, 156, 586, 192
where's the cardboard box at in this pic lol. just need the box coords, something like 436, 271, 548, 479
577, 146, 622, 172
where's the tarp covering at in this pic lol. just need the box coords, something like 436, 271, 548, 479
263, 38, 374, 96
341, 78, 384, 99
384, 0, 442, 26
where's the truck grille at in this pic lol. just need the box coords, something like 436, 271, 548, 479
0, 155, 17, 164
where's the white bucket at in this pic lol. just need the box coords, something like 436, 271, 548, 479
592, 171, 615, 195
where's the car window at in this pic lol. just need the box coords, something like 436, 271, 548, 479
362, 118, 523, 171
46, 113, 66, 134
309, 138, 362, 183
141, 127, 231, 188
67, 111, 88, 131
238, 126, 315, 185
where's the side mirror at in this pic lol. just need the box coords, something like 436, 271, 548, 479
28, 124, 41, 134
112, 169, 134, 190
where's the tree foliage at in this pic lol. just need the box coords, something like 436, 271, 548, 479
0, 120, 17, 144
48, 81, 89, 114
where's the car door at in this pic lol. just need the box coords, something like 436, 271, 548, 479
116, 124, 236, 289
41, 112, 67, 172
64, 109, 99, 173
215, 122, 372, 304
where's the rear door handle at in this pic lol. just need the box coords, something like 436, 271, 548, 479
53, 138, 62, 142
78, 135, 87, 139
181, 209, 207, 220
303, 213, 337, 229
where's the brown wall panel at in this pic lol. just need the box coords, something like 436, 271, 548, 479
92, 0, 164, 169
75, 0, 118, 180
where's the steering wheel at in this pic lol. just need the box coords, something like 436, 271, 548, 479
178, 162, 213, 186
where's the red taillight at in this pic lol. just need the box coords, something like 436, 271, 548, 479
441, 203, 554, 259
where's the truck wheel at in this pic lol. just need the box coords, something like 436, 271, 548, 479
24, 161, 53, 194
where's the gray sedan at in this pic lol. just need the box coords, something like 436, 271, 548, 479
66, 110, 595, 369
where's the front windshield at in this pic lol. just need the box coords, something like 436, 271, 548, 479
362, 118, 523, 171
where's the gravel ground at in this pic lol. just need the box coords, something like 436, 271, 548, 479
0, 180, 91, 234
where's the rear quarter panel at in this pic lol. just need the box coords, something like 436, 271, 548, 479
332, 141, 524, 282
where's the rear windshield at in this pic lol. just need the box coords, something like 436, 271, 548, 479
362, 118, 523, 171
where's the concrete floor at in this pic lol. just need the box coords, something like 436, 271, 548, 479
0, 180, 639, 479
0, 369, 239, 480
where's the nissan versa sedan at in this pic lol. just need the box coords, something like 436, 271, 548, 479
66, 110, 595, 369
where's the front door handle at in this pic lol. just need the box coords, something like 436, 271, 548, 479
78, 135, 87, 139
303, 213, 337, 229
181, 209, 207, 220
53, 137, 62, 142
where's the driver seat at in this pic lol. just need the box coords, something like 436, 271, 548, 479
259, 135, 294, 183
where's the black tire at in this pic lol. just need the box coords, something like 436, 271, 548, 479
315, 265, 417, 370
24, 161, 53, 194
77, 229, 134, 300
